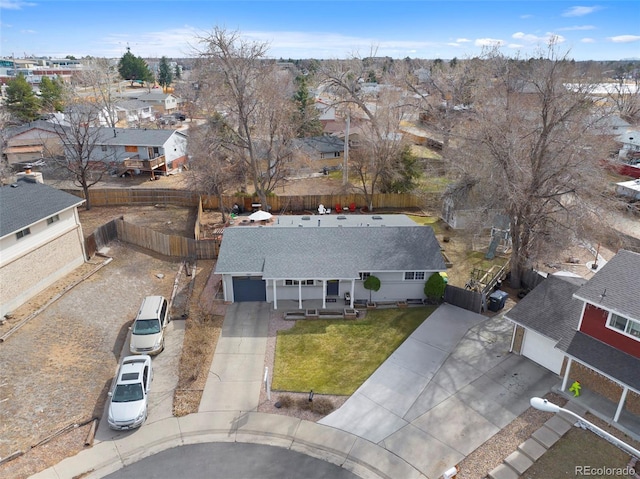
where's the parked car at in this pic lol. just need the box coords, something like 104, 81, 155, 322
129, 296, 169, 355
159, 116, 177, 125
107, 355, 153, 430
173, 112, 186, 121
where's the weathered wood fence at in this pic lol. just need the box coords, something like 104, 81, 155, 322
85, 217, 120, 258
65, 188, 433, 212
115, 219, 219, 259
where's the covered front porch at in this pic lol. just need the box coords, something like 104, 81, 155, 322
268, 277, 357, 310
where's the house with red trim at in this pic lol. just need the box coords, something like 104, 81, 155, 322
506, 249, 640, 435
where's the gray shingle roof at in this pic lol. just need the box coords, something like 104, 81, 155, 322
294, 136, 344, 155
0, 178, 85, 238
215, 225, 446, 279
505, 275, 586, 342
557, 331, 640, 392
91, 128, 186, 147
573, 250, 640, 320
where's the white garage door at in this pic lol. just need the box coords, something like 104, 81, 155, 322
522, 330, 565, 375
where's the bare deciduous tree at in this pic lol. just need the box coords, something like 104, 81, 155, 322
452, 46, 617, 288
192, 28, 296, 209
186, 115, 243, 222
75, 58, 120, 128
47, 102, 112, 209
319, 56, 410, 210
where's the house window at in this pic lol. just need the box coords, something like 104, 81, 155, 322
101, 145, 107, 152
16, 227, 31, 239
404, 272, 426, 280
359, 272, 371, 280
47, 214, 60, 225
284, 280, 314, 286
608, 313, 640, 340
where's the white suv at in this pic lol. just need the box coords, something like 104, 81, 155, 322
129, 296, 169, 356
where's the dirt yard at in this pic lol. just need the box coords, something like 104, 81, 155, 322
0, 242, 189, 478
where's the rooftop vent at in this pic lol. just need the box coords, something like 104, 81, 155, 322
372, 215, 383, 220
302, 216, 310, 220
337, 215, 347, 220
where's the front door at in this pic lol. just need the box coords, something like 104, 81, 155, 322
326, 280, 339, 296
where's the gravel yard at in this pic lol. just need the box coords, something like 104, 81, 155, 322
0, 242, 187, 478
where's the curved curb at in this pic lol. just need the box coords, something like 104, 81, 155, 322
29, 412, 427, 479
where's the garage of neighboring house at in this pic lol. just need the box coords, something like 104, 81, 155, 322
521, 329, 565, 374
232, 276, 266, 302
506, 274, 587, 377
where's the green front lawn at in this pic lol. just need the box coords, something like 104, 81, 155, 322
272, 306, 436, 395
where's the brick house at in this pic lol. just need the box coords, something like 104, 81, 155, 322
506, 250, 640, 432
0, 173, 86, 317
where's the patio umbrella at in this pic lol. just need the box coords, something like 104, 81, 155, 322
248, 210, 273, 222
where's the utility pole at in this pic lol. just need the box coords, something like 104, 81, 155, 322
343, 111, 350, 186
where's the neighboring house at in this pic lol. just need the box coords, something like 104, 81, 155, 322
292, 136, 344, 173
75, 127, 188, 175
114, 100, 155, 127
506, 250, 640, 429
131, 92, 180, 114
0, 172, 86, 317
3, 120, 63, 166
215, 215, 446, 309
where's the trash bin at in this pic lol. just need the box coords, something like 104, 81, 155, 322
488, 290, 509, 312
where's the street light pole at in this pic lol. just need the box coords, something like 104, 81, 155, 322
530, 397, 640, 459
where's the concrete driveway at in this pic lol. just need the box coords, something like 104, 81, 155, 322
199, 302, 271, 413
320, 303, 557, 478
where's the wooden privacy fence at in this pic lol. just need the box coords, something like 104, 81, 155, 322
66, 189, 427, 212
84, 217, 120, 258
444, 285, 484, 313
114, 219, 220, 260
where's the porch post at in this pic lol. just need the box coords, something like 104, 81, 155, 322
273, 280, 278, 310
350, 279, 355, 308
614, 386, 629, 423
561, 357, 572, 391
222, 276, 228, 302
298, 281, 303, 309
322, 280, 326, 309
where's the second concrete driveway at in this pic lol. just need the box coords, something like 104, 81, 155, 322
320, 303, 557, 478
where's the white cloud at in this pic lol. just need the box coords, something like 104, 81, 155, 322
456, 38, 472, 43
557, 25, 596, 31
608, 35, 640, 43
520, 14, 534, 19
475, 38, 505, 47
562, 6, 601, 17
581, 38, 596, 43
20, 29, 36, 34
0, 0, 36, 9
512, 32, 566, 45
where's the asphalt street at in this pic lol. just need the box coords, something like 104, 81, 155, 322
101, 442, 360, 479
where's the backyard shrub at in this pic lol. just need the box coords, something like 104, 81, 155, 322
295, 396, 313, 411
424, 273, 446, 303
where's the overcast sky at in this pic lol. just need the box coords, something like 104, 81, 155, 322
1, 0, 639, 61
